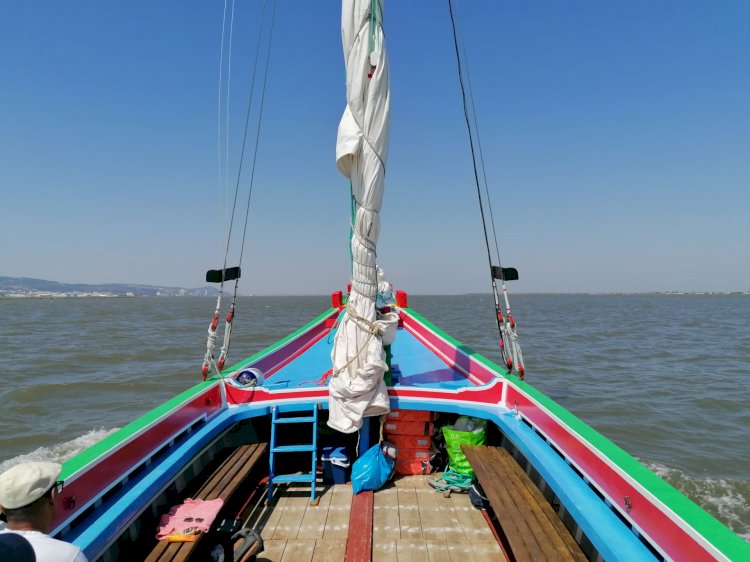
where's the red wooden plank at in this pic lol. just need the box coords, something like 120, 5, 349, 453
345, 491, 373, 562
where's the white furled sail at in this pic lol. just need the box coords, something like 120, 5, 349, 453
329, 0, 396, 433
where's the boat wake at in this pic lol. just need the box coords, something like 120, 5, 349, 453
0, 428, 119, 473
645, 461, 750, 543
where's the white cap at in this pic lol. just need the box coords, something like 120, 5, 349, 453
0, 462, 62, 510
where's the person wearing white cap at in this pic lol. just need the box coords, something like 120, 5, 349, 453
0, 462, 87, 562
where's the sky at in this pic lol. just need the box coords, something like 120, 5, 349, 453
1, 1, 748, 295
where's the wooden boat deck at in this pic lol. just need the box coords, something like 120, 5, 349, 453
243, 475, 505, 561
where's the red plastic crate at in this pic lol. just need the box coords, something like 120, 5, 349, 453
383, 420, 434, 436
386, 409, 438, 422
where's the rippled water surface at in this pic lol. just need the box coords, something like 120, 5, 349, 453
1, 294, 748, 540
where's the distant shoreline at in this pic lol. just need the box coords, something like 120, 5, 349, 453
2, 291, 748, 299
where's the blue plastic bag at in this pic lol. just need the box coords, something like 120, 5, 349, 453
351, 444, 395, 494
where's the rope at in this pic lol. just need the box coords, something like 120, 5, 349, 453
203, 0, 276, 378
447, 0, 493, 276
226, 0, 236, 229
217, 0, 229, 242
453, 1, 502, 267
203, 0, 234, 380
430, 468, 473, 492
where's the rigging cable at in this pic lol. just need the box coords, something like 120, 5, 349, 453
454, 1, 502, 266
217, 0, 278, 372
202, 0, 276, 378
203, 0, 233, 380
453, 0, 523, 377
446, 0, 525, 378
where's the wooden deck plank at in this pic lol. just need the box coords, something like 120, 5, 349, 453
397, 538, 429, 561
470, 540, 506, 560
374, 486, 400, 540
431, 493, 466, 542
253, 475, 504, 562
298, 486, 334, 539
397, 487, 422, 539
444, 540, 477, 562
372, 539, 397, 562
323, 485, 352, 539
311, 539, 347, 561
415, 488, 446, 541
256, 539, 287, 562
424, 540, 451, 562
273, 492, 310, 540
259, 495, 289, 540
394, 475, 430, 489
449, 494, 490, 542
279, 539, 316, 562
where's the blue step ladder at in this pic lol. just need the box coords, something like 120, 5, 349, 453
267, 404, 319, 506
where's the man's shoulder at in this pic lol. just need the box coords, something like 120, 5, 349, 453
4, 530, 88, 562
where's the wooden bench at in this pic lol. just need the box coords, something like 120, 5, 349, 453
146, 442, 268, 562
462, 445, 587, 562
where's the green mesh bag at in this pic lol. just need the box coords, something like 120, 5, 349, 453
441, 417, 487, 476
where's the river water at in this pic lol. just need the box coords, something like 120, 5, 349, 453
0, 294, 747, 540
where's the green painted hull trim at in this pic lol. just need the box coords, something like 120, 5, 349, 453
61, 307, 337, 480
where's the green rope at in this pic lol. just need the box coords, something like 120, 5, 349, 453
369, 0, 375, 53
349, 183, 356, 270
431, 467, 474, 492
369, 0, 382, 54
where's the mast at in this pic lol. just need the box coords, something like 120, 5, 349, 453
328, 0, 396, 433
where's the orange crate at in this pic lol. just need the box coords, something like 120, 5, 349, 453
386, 409, 437, 422
395, 449, 435, 476
383, 420, 434, 436
385, 434, 432, 450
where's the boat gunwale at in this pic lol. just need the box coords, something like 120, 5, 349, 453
53, 307, 338, 537
402, 305, 749, 561
55, 302, 749, 561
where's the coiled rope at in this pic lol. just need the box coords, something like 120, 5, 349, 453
430, 468, 474, 492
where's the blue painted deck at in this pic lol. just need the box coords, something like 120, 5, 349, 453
265, 326, 476, 389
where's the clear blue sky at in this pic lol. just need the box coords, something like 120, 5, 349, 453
2, 1, 748, 294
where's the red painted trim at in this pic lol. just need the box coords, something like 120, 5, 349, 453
399, 311, 494, 385
52, 385, 222, 530
481, 508, 512, 561
264, 326, 330, 379
388, 381, 503, 404
224, 385, 330, 405
345, 490, 373, 562
234, 309, 337, 385
506, 385, 716, 561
